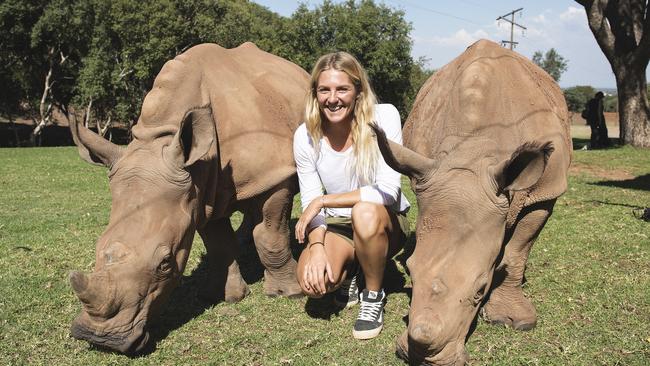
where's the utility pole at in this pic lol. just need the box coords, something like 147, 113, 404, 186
497, 8, 526, 50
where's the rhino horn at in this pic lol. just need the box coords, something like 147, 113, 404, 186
70, 271, 89, 294
69, 271, 108, 309
370, 122, 436, 180
70, 114, 124, 168
69, 270, 92, 304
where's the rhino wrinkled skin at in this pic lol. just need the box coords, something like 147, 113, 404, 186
373, 40, 571, 365
68, 42, 309, 354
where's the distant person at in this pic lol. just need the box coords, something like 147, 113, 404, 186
585, 92, 610, 149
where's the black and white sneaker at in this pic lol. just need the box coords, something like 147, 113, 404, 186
334, 274, 359, 308
352, 289, 386, 339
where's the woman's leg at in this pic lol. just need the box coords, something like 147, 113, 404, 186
350, 202, 404, 339
296, 232, 355, 298
351, 202, 403, 292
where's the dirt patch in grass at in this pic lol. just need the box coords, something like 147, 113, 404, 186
569, 162, 634, 180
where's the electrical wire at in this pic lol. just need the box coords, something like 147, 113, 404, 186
388, 0, 485, 27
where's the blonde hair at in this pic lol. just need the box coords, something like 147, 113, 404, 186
305, 52, 379, 185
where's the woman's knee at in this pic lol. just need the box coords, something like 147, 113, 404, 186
351, 202, 387, 239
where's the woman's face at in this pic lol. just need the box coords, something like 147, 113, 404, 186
316, 69, 359, 126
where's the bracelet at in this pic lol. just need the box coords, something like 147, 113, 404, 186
309, 241, 324, 249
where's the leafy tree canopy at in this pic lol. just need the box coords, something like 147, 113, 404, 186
532, 48, 568, 82
2, 0, 428, 138
563, 85, 596, 112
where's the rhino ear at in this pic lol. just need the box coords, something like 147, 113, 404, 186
70, 114, 123, 168
491, 141, 554, 192
164, 106, 216, 168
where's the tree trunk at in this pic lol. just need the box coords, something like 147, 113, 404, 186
615, 62, 650, 147
8, 115, 20, 147
576, 0, 650, 148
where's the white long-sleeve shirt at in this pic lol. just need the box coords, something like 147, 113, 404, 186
293, 103, 411, 230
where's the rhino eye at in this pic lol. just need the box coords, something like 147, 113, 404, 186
157, 255, 174, 275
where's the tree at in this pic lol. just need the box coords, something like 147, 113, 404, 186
29, 0, 89, 138
404, 57, 435, 113
0, 0, 43, 144
563, 85, 596, 112
2, 0, 420, 144
180, 0, 285, 53
575, 0, 650, 147
0, 0, 91, 144
532, 48, 568, 82
74, 0, 287, 135
0, 0, 36, 115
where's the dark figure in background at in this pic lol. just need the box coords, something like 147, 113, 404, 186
586, 92, 611, 149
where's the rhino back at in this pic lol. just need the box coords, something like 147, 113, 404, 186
404, 39, 571, 204
136, 43, 309, 200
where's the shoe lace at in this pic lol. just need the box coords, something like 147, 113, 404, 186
358, 296, 383, 322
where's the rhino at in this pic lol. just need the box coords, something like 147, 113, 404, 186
68, 42, 309, 354
373, 39, 571, 365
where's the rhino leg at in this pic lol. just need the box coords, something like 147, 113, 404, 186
251, 179, 302, 298
198, 217, 250, 303
482, 199, 556, 331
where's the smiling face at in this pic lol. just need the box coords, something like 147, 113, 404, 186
316, 69, 359, 126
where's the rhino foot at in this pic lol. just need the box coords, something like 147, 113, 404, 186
224, 274, 251, 303
198, 269, 250, 304
481, 286, 537, 331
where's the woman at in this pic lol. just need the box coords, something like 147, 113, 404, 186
293, 51, 410, 340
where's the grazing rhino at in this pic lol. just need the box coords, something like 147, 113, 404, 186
373, 39, 571, 365
68, 42, 309, 354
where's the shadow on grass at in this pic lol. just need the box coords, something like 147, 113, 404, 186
590, 174, 650, 192
304, 231, 415, 320
572, 136, 621, 150
143, 217, 299, 355
137, 256, 214, 356
588, 199, 645, 209
146, 215, 416, 336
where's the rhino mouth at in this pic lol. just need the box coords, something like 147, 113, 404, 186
71, 318, 149, 355
396, 332, 468, 366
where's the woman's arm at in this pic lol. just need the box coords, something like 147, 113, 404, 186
293, 125, 327, 242
302, 226, 332, 294
359, 104, 404, 206
295, 189, 361, 243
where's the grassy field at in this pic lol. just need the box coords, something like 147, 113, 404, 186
1, 134, 649, 365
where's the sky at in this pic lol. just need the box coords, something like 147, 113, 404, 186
251, 0, 648, 89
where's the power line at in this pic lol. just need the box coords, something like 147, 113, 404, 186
496, 8, 527, 50
391, 0, 484, 27
456, 0, 502, 12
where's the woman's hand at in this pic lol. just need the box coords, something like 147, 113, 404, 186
303, 244, 334, 295
295, 196, 324, 244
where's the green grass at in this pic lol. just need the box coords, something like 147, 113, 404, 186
1, 144, 649, 365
